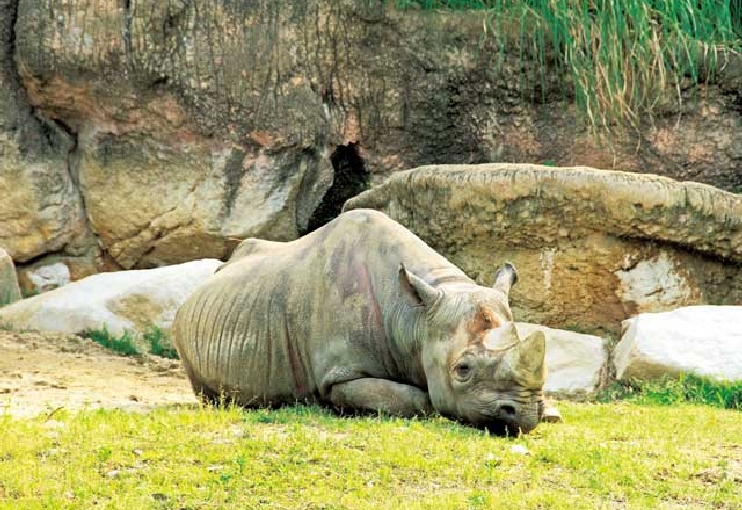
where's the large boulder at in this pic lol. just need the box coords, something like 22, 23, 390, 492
517, 323, 608, 397
0, 259, 222, 336
0, 248, 21, 306
614, 306, 742, 382
344, 164, 742, 335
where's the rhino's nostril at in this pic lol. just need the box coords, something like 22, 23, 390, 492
500, 405, 516, 417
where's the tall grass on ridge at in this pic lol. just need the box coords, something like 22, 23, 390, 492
396, 0, 742, 134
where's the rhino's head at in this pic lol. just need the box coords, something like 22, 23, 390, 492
399, 262, 546, 435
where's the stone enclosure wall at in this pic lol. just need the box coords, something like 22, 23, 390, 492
1, 0, 741, 283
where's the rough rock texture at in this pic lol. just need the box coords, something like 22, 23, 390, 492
0, 247, 21, 306
615, 306, 742, 382
516, 323, 608, 397
0, 0, 91, 263
18, 262, 70, 294
0, 259, 222, 336
2, 0, 741, 272
16, 252, 109, 296
345, 164, 742, 335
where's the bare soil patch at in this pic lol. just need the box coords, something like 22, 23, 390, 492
0, 330, 197, 418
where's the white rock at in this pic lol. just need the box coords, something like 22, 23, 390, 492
0, 259, 222, 336
0, 248, 22, 306
516, 323, 608, 397
614, 252, 692, 313
25, 262, 71, 293
614, 306, 742, 381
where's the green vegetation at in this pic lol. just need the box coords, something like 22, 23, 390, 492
80, 325, 179, 359
20, 287, 40, 299
0, 291, 12, 307
82, 327, 140, 357
395, 0, 742, 134
143, 325, 179, 360
601, 374, 742, 410
1, 401, 740, 509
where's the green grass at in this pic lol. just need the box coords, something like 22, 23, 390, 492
143, 325, 179, 360
81, 327, 140, 357
394, 0, 742, 135
0, 402, 740, 509
80, 325, 179, 359
600, 374, 742, 410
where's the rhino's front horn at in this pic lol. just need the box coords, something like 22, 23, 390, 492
502, 329, 546, 388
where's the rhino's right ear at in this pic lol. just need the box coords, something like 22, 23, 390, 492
399, 263, 440, 307
493, 262, 518, 296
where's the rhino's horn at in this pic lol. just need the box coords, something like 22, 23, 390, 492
502, 329, 546, 387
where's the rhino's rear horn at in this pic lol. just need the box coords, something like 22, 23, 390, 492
493, 262, 518, 296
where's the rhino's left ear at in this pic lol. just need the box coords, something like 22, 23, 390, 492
399, 263, 440, 307
493, 262, 518, 296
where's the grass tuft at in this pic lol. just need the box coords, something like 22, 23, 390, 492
143, 325, 179, 359
394, 0, 742, 135
81, 326, 140, 357
599, 373, 742, 410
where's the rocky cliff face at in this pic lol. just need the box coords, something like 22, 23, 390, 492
2, 0, 741, 274
344, 164, 742, 336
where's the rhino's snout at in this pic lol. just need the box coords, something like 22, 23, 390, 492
494, 401, 541, 435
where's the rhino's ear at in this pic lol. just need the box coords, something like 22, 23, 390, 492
493, 262, 518, 296
399, 263, 440, 307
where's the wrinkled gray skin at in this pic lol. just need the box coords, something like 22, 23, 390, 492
173, 210, 547, 434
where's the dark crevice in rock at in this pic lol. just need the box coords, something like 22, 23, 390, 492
150, 75, 170, 88
14, 247, 70, 269
123, 0, 132, 55
302, 142, 369, 235
222, 148, 247, 217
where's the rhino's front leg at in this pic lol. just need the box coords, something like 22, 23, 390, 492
329, 378, 434, 417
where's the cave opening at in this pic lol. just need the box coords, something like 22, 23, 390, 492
303, 142, 370, 235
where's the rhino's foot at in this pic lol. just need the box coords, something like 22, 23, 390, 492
541, 406, 562, 423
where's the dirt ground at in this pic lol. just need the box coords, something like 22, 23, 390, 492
0, 330, 197, 418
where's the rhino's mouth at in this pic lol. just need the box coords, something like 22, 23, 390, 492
466, 403, 542, 436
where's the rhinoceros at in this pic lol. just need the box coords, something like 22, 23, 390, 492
173, 209, 548, 434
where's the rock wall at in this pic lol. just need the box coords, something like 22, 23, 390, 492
344, 164, 742, 336
2, 0, 742, 275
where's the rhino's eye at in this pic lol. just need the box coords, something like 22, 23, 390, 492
454, 363, 473, 381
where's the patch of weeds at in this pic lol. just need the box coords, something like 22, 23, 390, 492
392, 0, 742, 136
144, 325, 179, 359
82, 326, 140, 357
0, 322, 14, 331
599, 374, 742, 410
21, 288, 40, 299
0, 290, 14, 307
